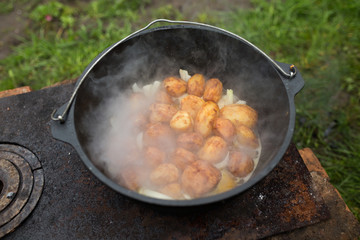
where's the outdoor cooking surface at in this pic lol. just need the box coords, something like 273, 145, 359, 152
0, 83, 330, 239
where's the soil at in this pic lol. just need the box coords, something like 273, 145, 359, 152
0, 0, 251, 60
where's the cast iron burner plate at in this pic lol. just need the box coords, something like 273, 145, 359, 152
0, 83, 329, 239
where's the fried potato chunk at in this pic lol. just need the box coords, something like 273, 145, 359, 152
144, 146, 166, 168
171, 147, 197, 171
203, 78, 223, 103
194, 101, 219, 138
227, 151, 254, 178
150, 163, 180, 187
170, 110, 193, 133
143, 123, 175, 151
176, 132, 204, 152
187, 74, 205, 97
160, 183, 184, 199
181, 160, 221, 197
197, 136, 228, 164
149, 103, 178, 123
236, 124, 259, 149
180, 95, 205, 120
219, 104, 258, 129
213, 117, 236, 143
163, 76, 187, 97
117, 165, 146, 191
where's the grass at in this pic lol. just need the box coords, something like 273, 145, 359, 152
0, 0, 359, 220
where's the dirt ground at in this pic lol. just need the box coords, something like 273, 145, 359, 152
0, 0, 251, 60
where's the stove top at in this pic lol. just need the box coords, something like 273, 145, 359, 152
0, 83, 329, 239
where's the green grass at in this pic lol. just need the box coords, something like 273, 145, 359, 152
0, 0, 359, 220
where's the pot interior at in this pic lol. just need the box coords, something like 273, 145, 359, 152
73, 26, 291, 202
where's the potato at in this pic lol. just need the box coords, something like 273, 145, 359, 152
213, 117, 236, 143
180, 95, 205, 120
149, 103, 178, 123
143, 122, 175, 151
170, 110, 193, 133
219, 104, 258, 129
181, 160, 221, 197
194, 101, 219, 138
116, 165, 146, 191
236, 124, 259, 149
187, 74, 205, 97
171, 147, 197, 171
176, 132, 204, 152
197, 136, 228, 164
203, 78, 223, 103
150, 163, 180, 187
144, 146, 166, 168
163, 76, 187, 97
227, 151, 254, 178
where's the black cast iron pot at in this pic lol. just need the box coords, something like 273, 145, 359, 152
51, 19, 304, 207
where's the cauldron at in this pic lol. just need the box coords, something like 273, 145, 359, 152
51, 19, 304, 207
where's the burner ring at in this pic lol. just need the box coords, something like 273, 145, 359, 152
0, 144, 44, 238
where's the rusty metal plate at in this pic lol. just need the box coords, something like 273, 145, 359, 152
0, 159, 20, 211
0, 83, 330, 239
0, 145, 44, 238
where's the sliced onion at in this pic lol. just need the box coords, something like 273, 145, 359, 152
179, 69, 191, 81
139, 188, 174, 200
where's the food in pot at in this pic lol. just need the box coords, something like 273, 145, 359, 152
180, 95, 205, 120
219, 104, 258, 129
187, 74, 205, 97
163, 76, 187, 97
176, 132, 204, 152
105, 69, 260, 200
170, 110, 193, 133
203, 78, 223, 103
227, 151, 254, 178
194, 101, 219, 138
197, 136, 228, 164
181, 160, 221, 198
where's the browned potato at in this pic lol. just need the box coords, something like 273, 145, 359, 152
236, 124, 259, 149
203, 78, 223, 103
219, 104, 258, 129
213, 117, 236, 143
116, 165, 146, 191
176, 132, 204, 152
181, 160, 221, 197
227, 151, 254, 178
160, 183, 184, 199
194, 101, 219, 138
187, 74, 205, 97
163, 76, 187, 97
155, 90, 173, 104
143, 123, 175, 151
144, 146, 166, 168
149, 103, 178, 123
150, 163, 180, 187
170, 110, 193, 133
180, 95, 205, 119
171, 147, 197, 171
197, 136, 228, 164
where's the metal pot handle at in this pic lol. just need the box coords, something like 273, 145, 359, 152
51, 19, 297, 123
